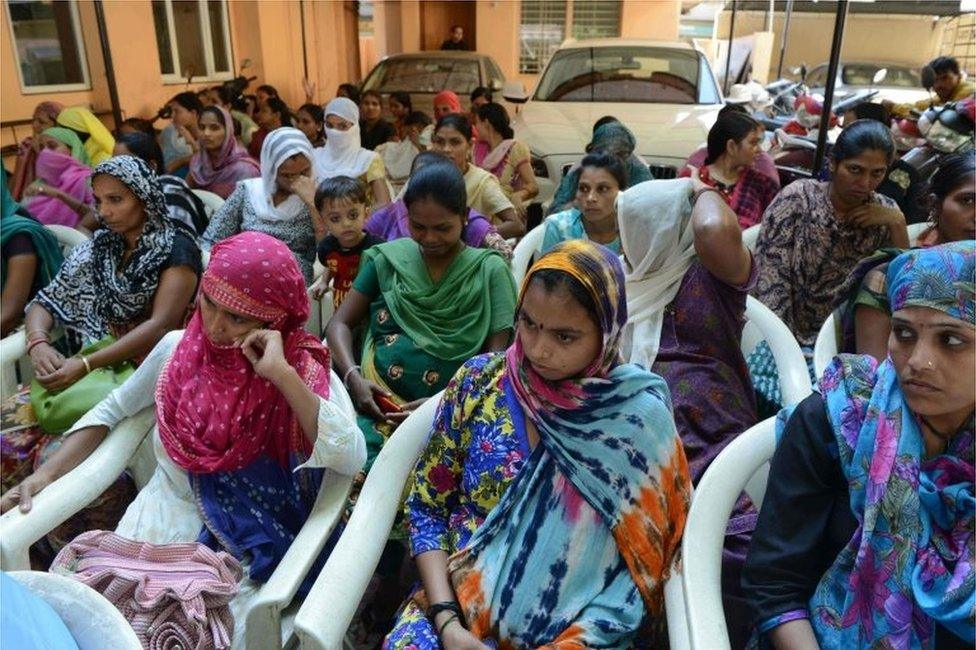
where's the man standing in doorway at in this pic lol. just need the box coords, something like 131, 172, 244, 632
441, 25, 470, 51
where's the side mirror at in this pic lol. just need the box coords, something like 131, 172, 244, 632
872, 68, 888, 85
491, 78, 504, 92
502, 80, 528, 104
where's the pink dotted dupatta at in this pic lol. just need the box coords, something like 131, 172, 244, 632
156, 231, 330, 474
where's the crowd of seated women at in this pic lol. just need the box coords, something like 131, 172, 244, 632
0, 76, 972, 650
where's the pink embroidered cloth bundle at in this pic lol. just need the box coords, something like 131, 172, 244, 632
51, 530, 242, 649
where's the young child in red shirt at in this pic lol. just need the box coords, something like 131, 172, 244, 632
311, 176, 384, 311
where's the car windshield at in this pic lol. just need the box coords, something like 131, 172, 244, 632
362, 58, 480, 94
842, 63, 920, 88
533, 46, 710, 103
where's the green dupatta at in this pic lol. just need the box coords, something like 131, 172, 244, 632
363, 238, 514, 361
1, 172, 64, 288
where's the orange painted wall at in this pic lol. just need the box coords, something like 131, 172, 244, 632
620, 0, 680, 41
1, 0, 357, 157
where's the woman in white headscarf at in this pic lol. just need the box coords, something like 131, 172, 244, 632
617, 172, 759, 648
202, 127, 323, 283
313, 97, 391, 210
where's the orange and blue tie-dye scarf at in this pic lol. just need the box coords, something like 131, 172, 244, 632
447, 240, 691, 646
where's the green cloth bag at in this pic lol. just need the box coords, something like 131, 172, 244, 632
30, 336, 136, 434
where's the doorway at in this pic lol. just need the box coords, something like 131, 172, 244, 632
420, 1, 476, 51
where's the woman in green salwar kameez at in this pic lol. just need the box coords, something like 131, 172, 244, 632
327, 159, 516, 469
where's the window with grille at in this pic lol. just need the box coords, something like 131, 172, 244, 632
152, 0, 233, 82
519, 1, 621, 75
519, 0, 566, 74
6, 0, 90, 91
571, 0, 621, 40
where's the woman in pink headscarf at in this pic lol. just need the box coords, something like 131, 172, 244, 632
10, 101, 64, 201
2, 231, 365, 645
187, 106, 260, 198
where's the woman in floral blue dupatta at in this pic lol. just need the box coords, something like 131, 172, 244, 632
744, 241, 975, 649
385, 240, 691, 649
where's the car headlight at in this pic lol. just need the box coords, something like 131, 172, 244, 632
530, 154, 549, 179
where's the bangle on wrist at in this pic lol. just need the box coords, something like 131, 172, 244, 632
27, 329, 49, 341
342, 365, 362, 384
79, 355, 92, 374
427, 600, 464, 620
27, 338, 49, 354
437, 613, 460, 637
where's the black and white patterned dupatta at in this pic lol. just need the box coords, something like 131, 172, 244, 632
32, 155, 175, 341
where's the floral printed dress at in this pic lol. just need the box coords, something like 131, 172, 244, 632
384, 353, 531, 650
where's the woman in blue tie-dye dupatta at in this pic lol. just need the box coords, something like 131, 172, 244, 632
744, 241, 975, 649
385, 239, 691, 649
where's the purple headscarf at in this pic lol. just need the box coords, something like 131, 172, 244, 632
365, 198, 494, 247
188, 106, 259, 199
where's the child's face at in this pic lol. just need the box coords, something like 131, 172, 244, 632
405, 123, 422, 141
320, 197, 367, 249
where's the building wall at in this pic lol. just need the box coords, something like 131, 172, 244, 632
1, 0, 355, 152
620, 0, 680, 40
714, 10, 949, 79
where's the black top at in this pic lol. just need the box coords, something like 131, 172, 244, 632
742, 393, 969, 649
360, 119, 396, 151
877, 159, 927, 225
166, 229, 204, 274
2, 233, 43, 298
440, 39, 470, 51
316, 232, 384, 266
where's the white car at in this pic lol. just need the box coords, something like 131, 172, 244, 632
504, 38, 723, 204
804, 61, 931, 107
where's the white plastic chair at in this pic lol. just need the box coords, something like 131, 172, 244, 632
813, 310, 840, 379
192, 189, 226, 219
306, 259, 334, 338
679, 417, 777, 650
907, 222, 928, 246
741, 224, 760, 252
294, 392, 444, 650
45, 224, 90, 256
511, 223, 546, 287
6, 570, 142, 649
0, 370, 356, 650
742, 296, 813, 406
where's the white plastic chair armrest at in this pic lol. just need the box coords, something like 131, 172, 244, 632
244, 471, 354, 650
511, 224, 545, 287
907, 222, 927, 247
9, 570, 142, 649
1, 328, 27, 398
0, 407, 156, 570
741, 224, 761, 253
244, 371, 356, 648
812, 311, 838, 380
682, 418, 776, 650
664, 560, 691, 650
45, 224, 91, 253
294, 392, 444, 650
745, 296, 812, 406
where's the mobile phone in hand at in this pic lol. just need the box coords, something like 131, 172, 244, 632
375, 394, 402, 413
